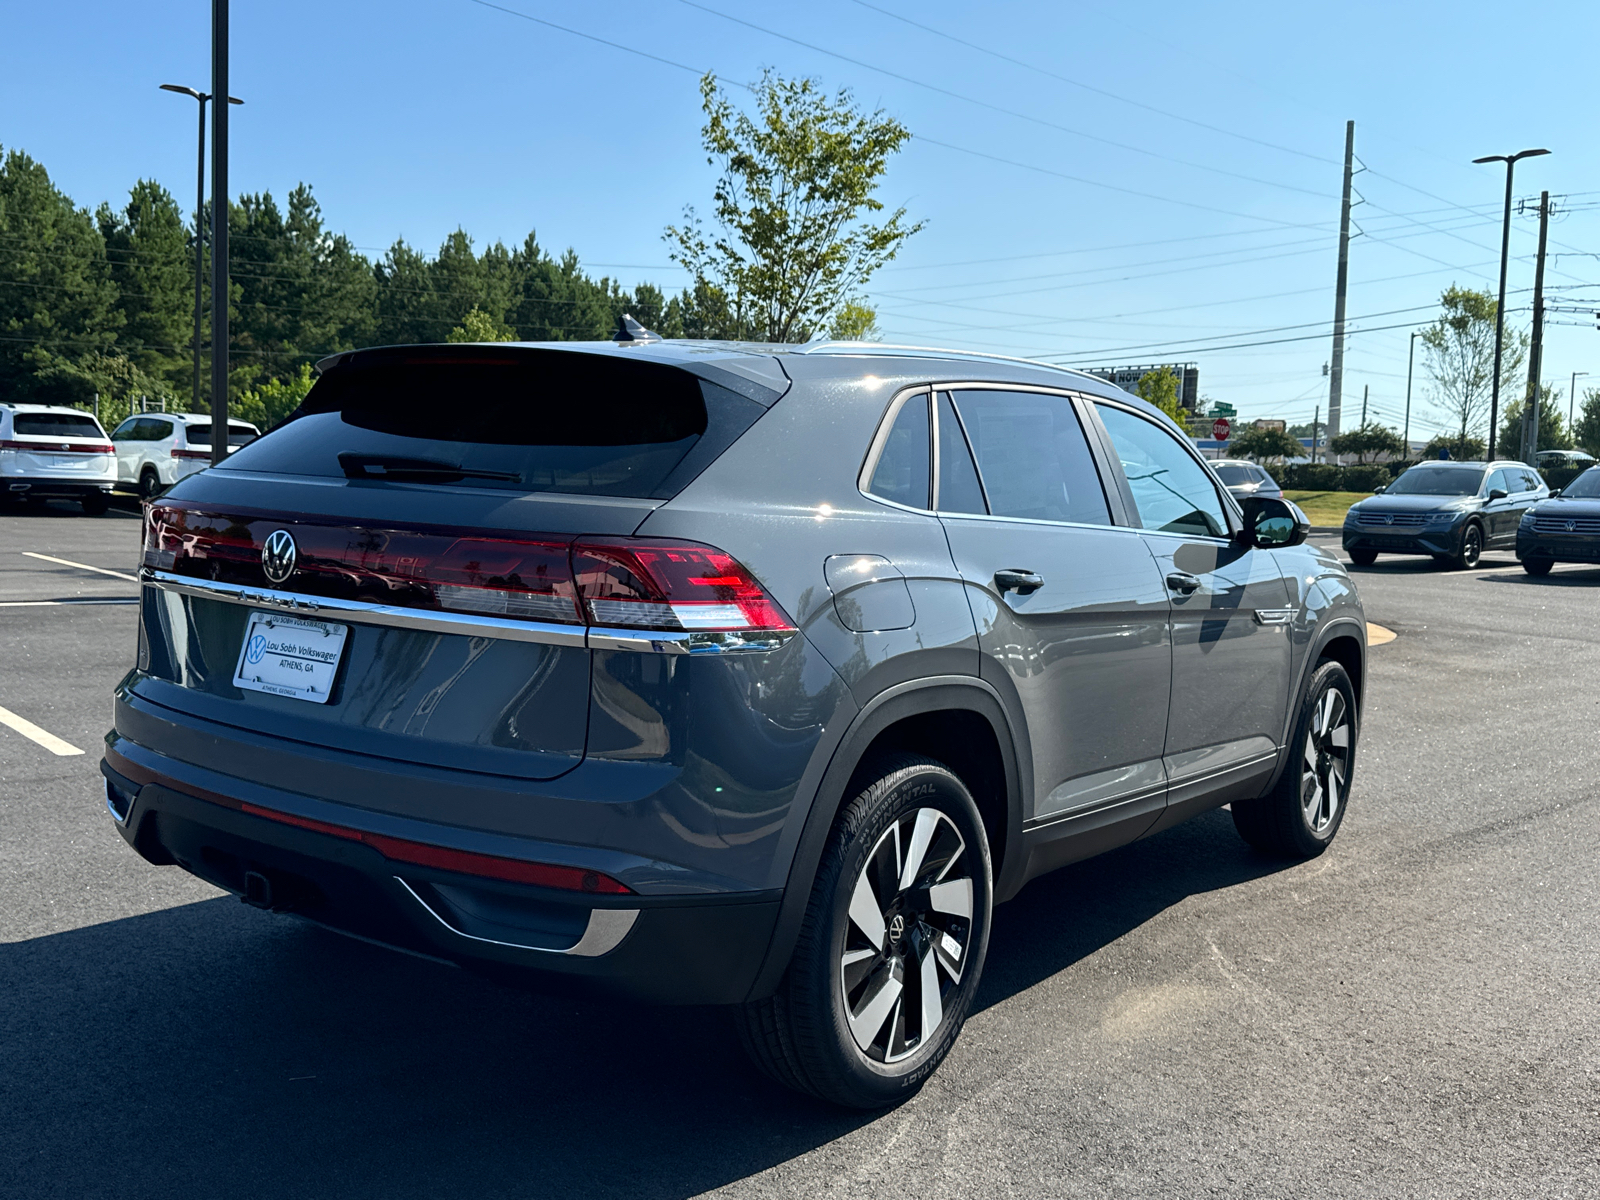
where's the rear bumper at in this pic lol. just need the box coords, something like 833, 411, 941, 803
3, 475, 114, 498
1342, 523, 1463, 556
101, 750, 781, 1004
1516, 531, 1600, 562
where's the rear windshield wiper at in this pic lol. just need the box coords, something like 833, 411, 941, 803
338, 453, 521, 484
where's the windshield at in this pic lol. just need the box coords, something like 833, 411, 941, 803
1561, 468, 1600, 499
1385, 466, 1485, 496
1213, 463, 1255, 484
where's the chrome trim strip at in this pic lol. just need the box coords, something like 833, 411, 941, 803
144, 569, 794, 654
145, 568, 586, 648
1253, 608, 1296, 626
1023, 783, 1167, 833
395, 877, 639, 958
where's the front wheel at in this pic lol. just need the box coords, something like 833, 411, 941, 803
1347, 548, 1378, 566
1450, 523, 1483, 569
1522, 556, 1553, 576
736, 756, 993, 1108
1233, 660, 1357, 859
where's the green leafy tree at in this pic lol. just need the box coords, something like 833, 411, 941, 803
1572, 387, 1600, 457
666, 71, 923, 342
1498, 384, 1572, 456
1133, 365, 1186, 424
1422, 432, 1486, 461
446, 306, 516, 343
828, 301, 881, 341
1329, 422, 1405, 464
97, 180, 192, 399
0, 147, 121, 403
1228, 424, 1304, 463
233, 362, 316, 430
1420, 286, 1526, 455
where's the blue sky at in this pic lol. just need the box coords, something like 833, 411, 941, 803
5, 0, 1599, 434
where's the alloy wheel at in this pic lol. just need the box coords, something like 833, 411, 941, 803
1460, 525, 1482, 567
1301, 686, 1352, 835
841, 807, 974, 1063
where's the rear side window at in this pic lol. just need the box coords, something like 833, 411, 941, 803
868, 394, 931, 509
14, 413, 103, 437
185, 422, 257, 447
951, 389, 1110, 525
935, 393, 986, 514
219, 350, 765, 499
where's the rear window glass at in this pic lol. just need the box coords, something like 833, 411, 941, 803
185, 423, 257, 447
13, 413, 103, 437
218, 351, 766, 498
1213, 463, 1254, 484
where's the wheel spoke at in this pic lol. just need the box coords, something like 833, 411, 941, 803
849, 873, 887, 948
898, 808, 940, 891
919, 942, 943, 1042
847, 968, 903, 1049
1328, 724, 1350, 750
1304, 736, 1318, 772
928, 877, 973, 920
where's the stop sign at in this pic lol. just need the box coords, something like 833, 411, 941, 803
1212, 418, 1231, 441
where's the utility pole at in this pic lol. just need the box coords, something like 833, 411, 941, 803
1312, 404, 1321, 465
1360, 384, 1368, 428
210, 0, 230, 468
1572, 371, 1589, 429
1403, 332, 1417, 455
1327, 120, 1355, 453
1523, 190, 1551, 465
1474, 147, 1549, 460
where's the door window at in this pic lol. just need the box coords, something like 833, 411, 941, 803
1095, 403, 1229, 538
145, 419, 175, 441
950, 390, 1110, 525
935, 392, 987, 514
111, 419, 140, 442
1484, 468, 1509, 496
1516, 468, 1543, 493
867, 394, 931, 509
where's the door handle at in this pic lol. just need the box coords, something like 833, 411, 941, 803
994, 569, 1044, 595
1165, 571, 1202, 595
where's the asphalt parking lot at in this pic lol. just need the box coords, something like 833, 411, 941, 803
2, 503, 1597, 1199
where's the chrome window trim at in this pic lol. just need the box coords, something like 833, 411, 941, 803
395, 877, 639, 958
143, 569, 795, 655
858, 386, 934, 512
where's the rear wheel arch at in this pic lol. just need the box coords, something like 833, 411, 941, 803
745, 679, 1025, 1002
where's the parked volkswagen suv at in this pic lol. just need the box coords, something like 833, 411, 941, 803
109, 411, 260, 499
1341, 459, 1546, 568
0, 403, 116, 513
104, 339, 1366, 1107
1516, 465, 1600, 574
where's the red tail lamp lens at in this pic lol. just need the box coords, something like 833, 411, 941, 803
572, 540, 794, 632
431, 538, 581, 623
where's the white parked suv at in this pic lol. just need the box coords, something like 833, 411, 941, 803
110, 412, 260, 499
0, 403, 117, 514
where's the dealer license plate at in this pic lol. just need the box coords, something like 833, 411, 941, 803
233, 612, 349, 704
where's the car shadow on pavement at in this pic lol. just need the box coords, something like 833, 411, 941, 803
0, 810, 1288, 1200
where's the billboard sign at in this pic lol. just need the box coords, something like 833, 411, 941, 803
1084, 363, 1200, 412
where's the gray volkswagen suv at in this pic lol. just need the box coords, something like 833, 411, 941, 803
104, 338, 1366, 1107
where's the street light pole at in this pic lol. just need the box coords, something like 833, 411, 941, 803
159, 84, 241, 417
1473, 147, 1550, 460
1404, 330, 1417, 453
211, 0, 231, 467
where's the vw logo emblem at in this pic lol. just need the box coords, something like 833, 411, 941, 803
1384, 514, 1394, 525
1566, 520, 1576, 532
261, 529, 297, 585
887, 914, 905, 944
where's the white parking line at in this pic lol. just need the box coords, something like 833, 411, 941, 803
0, 598, 139, 607
0, 704, 84, 756
21, 551, 139, 582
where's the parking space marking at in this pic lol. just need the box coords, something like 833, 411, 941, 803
0, 598, 139, 607
21, 552, 138, 582
0, 704, 84, 756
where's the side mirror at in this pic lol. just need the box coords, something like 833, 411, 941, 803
1551, 488, 1563, 498
1240, 495, 1310, 549
1372, 484, 1387, 494
1488, 487, 1509, 501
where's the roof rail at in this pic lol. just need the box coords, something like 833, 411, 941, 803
791, 340, 1107, 385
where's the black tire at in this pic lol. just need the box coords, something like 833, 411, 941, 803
138, 467, 163, 501
1450, 522, 1483, 569
80, 492, 109, 516
1521, 556, 1553, 576
1347, 548, 1378, 566
735, 755, 993, 1108
1232, 660, 1357, 859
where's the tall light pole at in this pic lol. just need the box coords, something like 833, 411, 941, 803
1403, 330, 1417, 453
1572, 371, 1589, 430
211, 0, 232, 467
1473, 147, 1550, 460
159, 85, 242, 417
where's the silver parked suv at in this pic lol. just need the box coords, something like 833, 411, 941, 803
105, 338, 1366, 1107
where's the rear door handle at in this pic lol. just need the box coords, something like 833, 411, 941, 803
994, 569, 1044, 595
1165, 571, 1202, 595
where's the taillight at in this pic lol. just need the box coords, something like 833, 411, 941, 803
430, 537, 581, 623
0, 440, 114, 453
573, 540, 795, 632
171, 448, 212, 461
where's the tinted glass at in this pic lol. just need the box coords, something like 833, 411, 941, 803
111, 419, 139, 441
1485, 468, 1509, 496
221, 351, 762, 498
1385, 467, 1486, 496
1517, 468, 1544, 492
14, 413, 102, 437
1212, 463, 1254, 484
1095, 403, 1228, 538
185, 422, 258, 447
935, 392, 986, 514
952, 390, 1109, 524
1562, 468, 1600, 498
145, 420, 175, 441
869, 394, 931, 509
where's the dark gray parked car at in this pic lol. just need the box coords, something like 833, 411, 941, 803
1516, 465, 1600, 574
104, 339, 1367, 1107
1341, 460, 1548, 568
1212, 460, 1284, 502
